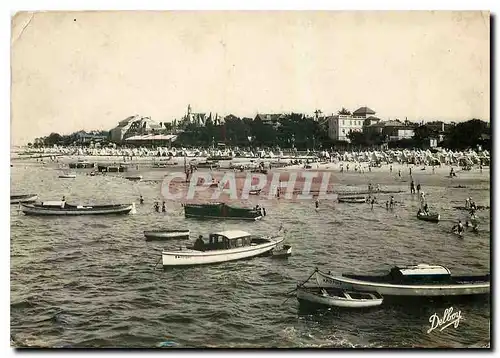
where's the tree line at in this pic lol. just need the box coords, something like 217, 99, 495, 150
30, 116, 490, 151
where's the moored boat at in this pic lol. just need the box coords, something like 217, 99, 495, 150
314, 264, 490, 297
144, 230, 190, 241
161, 229, 284, 267
10, 194, 38, 204
59, 174, 76, 179
68, 161, 94, 169
184, 203, 265, 221
126, 175, 143, 181
21, 201, 134, 216
417, 211, 440, 222
338, 196, 366, 204
296, 286, 383, 308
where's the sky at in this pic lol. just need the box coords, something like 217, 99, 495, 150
10, 11, 490, 145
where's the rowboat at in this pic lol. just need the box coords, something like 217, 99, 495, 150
59, 174, 76, 179
338, 197, 366, 204
10, 194, 38, 204
126, 175, 143, 181
144, 230, 190, 241
314, 264, 490, 297
161, 229, 284, 267
417, 211, 440, 223
272, 244, 292, 258
21, 201, 134, 216
296, 286, 383, 308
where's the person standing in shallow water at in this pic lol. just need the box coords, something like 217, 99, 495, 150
315, 199, 319, 210
139, 195, 144, 205
410, 180, 415, 194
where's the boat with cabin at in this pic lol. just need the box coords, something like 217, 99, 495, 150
68, 161, 95, 169
144, 230, 190, 241
10, 194, 38, 204
21, 201, 134, 216
296, 286, 383, 308
97, 164, 128, 173
161, 229, 284, 267
313, 264, 490, 297
184, 203, 266, 220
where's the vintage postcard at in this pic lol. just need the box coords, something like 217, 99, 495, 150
10, 11, 490, 349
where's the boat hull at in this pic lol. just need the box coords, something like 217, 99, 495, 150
144, 230, 190, 240
21, 204, 133, 216
296, 287, 383, 308
417, 213, 440, 222
10, 194, 38, 204
162, 237, 283, 267
338, 198, 366, 203
184, 203, 264, 221
59, 175, 76, 179
315, 271, 490, 297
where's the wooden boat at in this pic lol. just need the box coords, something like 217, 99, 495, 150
338, 196, 366, 204
296, 286, 383, 308
126, 175, 143, 181
59, 174, 76, 179
272, 244, 292, 258
161, 229, 284, 267
21, 201, 134, 216
184, 203, 265, 221
417, 211, 440, 222
314, 264, 490, 297
10, 194, 38, 204
144, 230, 190, 241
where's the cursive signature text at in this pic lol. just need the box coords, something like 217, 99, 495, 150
427, 307, 463, 334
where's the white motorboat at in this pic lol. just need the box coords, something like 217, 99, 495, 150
314, 264, 490, 297
144, 230, 190, 241
296, 286, 383, 308
161, 229, 284, 267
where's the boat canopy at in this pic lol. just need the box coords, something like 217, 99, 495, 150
396, 264, 451, 276
42, 201, 64, 206
213, 230, 251, 240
